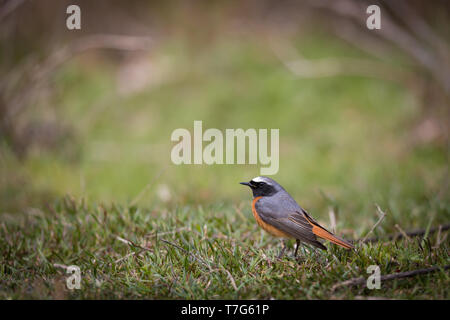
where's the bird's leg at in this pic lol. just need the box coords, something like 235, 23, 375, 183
277, 239, 286, 259
294, 239, 301, 257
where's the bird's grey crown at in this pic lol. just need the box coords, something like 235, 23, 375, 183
250, 176, 285, 194
251, 176, 275, 185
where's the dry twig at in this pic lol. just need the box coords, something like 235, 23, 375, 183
361, 223, 450, 243
332, 265, 450, 292
360, 204, 387, 243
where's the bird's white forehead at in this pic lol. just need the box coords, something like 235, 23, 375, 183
251, 176, 269, 183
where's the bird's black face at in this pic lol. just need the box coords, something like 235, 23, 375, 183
240, 177, 278, 197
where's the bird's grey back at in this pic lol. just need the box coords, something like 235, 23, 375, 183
253, 184, 326, 249
256, 188, 303, 219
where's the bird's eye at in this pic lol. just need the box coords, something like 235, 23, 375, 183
250, 180, 265, 187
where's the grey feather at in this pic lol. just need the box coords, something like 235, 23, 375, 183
255, 191, 327, 250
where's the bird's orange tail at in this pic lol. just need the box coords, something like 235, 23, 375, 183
302, 212, 354, 249
311, 226, 354, 249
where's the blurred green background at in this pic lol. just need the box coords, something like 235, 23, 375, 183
1, 0, 449, 232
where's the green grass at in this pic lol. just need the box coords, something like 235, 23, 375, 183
3, 34, 445, 208
0, 31, 449, 299
0, 196, 448, 299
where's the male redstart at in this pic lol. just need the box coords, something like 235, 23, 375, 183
240, 176, 354, 257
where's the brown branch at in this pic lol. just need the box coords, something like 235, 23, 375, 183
3, 34, 153, 122
115, 236, 152, 252
269, 35, 414, 86
0, 0, 27, 22
384, 0, 450, 59
332, 265, 450, 292
361, 223, 450, 243
305, 0, 450, 95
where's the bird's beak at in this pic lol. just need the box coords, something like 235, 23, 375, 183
240, 181, 251, 187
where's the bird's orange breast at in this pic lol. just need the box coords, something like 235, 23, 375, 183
252, 196, 291, 238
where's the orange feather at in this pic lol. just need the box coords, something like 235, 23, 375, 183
302, 213, 354, 249
252, 197, 291, 238
311, 225, 354, 249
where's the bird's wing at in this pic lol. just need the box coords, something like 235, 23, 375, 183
256, 196, 353, 250
255, 198, 326, 249
300, 209, 354, 249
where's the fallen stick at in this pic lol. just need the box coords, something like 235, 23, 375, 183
361, 223, 450, 243
331, 265, 450, 292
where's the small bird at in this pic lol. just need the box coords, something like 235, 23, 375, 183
240, 176, 354, 258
